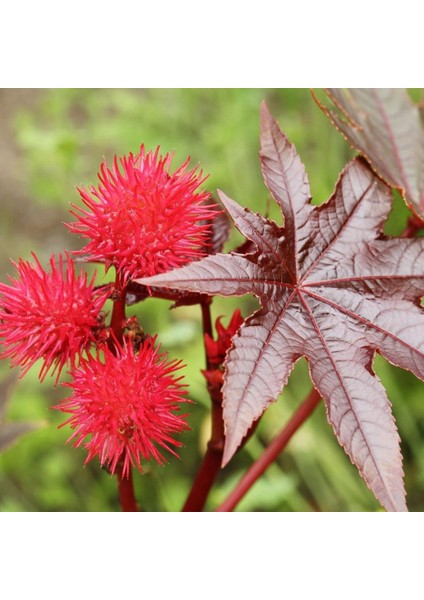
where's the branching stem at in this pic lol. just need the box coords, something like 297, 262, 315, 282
216, 388, 322, 512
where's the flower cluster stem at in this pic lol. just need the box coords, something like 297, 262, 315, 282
216, 388, 322, 512
108, 272, 126, 349
109, 271, 138, 512
116, 464, 138, 512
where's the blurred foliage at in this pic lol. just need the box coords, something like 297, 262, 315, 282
0, 88, 423, 511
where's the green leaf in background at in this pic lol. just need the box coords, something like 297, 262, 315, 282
0, 371, 45, 453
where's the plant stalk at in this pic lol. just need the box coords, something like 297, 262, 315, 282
109, 270, 138, 512
183, 298, 224, 511
108, 271, 126, 349
216, 387, 322, 512
116, 463, 138, 512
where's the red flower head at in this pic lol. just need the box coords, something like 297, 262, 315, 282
68, 146, 217, 283
0, 253, 109, 382
56, 339, 189, 477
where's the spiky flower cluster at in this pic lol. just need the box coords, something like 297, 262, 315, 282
56, 340, 189, 477
0, 143, 214, 478
0, 253, 109, 381
68, 146, 216, 283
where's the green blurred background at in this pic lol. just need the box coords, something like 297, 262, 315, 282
0, 88, 423, 512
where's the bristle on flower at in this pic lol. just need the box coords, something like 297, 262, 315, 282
0, 253, 110, 382
55, 339, 190, 477
68, 145, 217, 283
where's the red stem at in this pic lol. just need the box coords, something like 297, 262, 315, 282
108, 272, 126, 349
109, 271, 138, 512
116, 463, 138, 511
182, 433, 224, 512
216, 388, 322, 512
183, 298, 224, 512
201, 299, 213, 343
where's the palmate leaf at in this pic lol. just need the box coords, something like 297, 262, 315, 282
317, 88, 424, 218
137, 103, 424, 512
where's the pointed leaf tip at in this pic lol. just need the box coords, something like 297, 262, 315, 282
222, 446, 233, 468
260, 99, 272, 120
260, 100, 276, 135
216, 189, 243, 219
216, 189, 231, 206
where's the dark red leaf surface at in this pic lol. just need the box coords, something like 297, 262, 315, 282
317, 88, 424, 218
136, 103, 424, 511
204, 196, 231, 256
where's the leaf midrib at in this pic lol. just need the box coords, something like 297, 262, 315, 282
304, 288, 424, 365
298, 291, 400, 512
300, 180, 373, 283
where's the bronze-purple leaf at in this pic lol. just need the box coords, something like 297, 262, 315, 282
204, 196, 231, 256
317, 88, 424, 218
136, 103, 424, 512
